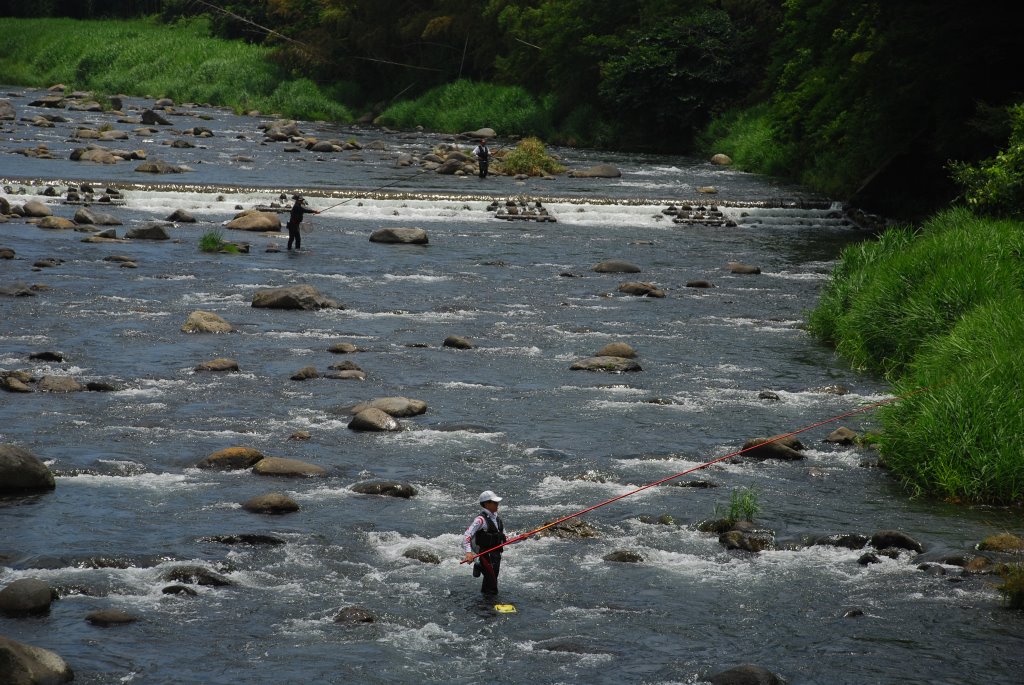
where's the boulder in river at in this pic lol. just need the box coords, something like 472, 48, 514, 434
977, 533, 1024, 553
593, 259, 641, 273
85, 608, 138, 626
252, 456, 327, 477
603, 550, 644, 563
0, 635, 74, 684
181, 310, 233, 333
162, 565, 235, 587
140, 109, 171, 125
38, 376, 83, 392
0, 578, 55, 616
251, 284, 340, 310
194, 358, 239, 372
22, 200, 52, 218
741, 435, 805, 461
824, 426, 858, 444
870, 530, 924, 553
227, 211, 281, 231
348, 408, 400, 432
0, 98, 15, 120
166, 209, 197, 222
74, 207, 122, 225
369, 227, 429, 244
135, 159, 187, 174
334, 606, 375, 623
726, 261, 761, 275
719, 528, 776, 553
403, 547, 441, 564
196, 446, 266, 470
570, 356, 642, 373
36, 216, 76, 230
347, 397, 427, 417
618, 281, 666, 297
350, 480, 417, 498
443, 335, 473, 350
710, 153, 733, 165
126, 222, 171, 240
0, 444, 56, 491
243, 492, 300, 514
537, 518, 598, 539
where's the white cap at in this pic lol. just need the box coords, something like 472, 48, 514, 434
479, 490, 502, 504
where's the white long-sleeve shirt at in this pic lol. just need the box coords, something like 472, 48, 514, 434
461, 508, 503, 554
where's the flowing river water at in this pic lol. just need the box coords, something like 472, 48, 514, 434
2, 87, 1023, 684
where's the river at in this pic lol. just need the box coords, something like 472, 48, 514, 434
2, 86, 1022, 684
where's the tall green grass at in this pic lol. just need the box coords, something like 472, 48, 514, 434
0, 17, 351, 122
809, 207, 1024, 503
698, 103, 792, 177
376, 79, 553, 137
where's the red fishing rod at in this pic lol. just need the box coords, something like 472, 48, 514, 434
462, 384, 937, 564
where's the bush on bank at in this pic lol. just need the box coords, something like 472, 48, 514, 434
0, 16, 352, 121
809, 207, 1024, 503
376, 79, 553, 138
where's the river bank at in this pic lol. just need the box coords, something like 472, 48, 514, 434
3, 87, 1024, 685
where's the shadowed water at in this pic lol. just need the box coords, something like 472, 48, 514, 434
2, 87, 1023, 684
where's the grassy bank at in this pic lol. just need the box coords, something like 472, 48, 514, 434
0, 16, 352, 121
809, 208, 1024, 503
376, 79, 553, 138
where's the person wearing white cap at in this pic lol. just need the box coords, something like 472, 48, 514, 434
461, 490, 507, 595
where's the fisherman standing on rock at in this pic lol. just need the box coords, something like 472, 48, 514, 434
462, 490, 508, 595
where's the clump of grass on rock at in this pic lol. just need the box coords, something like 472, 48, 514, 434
498, 137, 565, 177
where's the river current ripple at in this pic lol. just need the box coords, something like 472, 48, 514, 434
1, 87, 1023, 684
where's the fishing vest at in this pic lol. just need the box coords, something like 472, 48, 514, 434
476, 146, 489, 161
474, 512, 505, 555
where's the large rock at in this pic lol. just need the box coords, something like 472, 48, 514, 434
726, 262, 761, 275
0, 579, 54, 617
348, 397, 427, 418
350, 480, 417, 498
196, 446, 265, 470
181, 310, 233, 333
135, 159, 186, 174
569, 164, 621, 178
710, 153, 733, 165
708, 665, 784, 685
166, 209, 196, 222
251, 285, 339, 310
140, 109, 171, 125
443, 335, 473, 349
38, 376, 83, 392
593, 260, 641, 273
741, 436, 805, 461
570, 356, 642, 372
334, 606, 376, 623
348, 408, 400, 432
243, 492, 300, 514
85, 609, 138, 626
74, 207, 122, 225
463, 127, 496, 139
194, 358, 239, 372
126, 222, 171, 240
719, 529, 775, 553
226, 211, 281, 231
870, 530, 924, 553
252, 457, 327, 477
162, 566, 234, 587
22, 201, 52, 218
618, 281, 665, 297
0, 99, 15, 120
369, 227, 429, 244
36, 216, 76, 230
0, 446, 56, 494
537, 518, 598, 539
0, 635, 74, 684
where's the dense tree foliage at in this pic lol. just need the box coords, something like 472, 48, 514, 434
8, 0, 1024, 214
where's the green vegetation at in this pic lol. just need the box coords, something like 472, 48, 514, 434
998, 564, 1024, 610
497, 137, 565, 177
376, 80, 551, 138
714, 487, 760, 524
950, 105, 1024, 219
0, 16, 351, 121
199, 229, 238, 254
809, 208, 1024, 503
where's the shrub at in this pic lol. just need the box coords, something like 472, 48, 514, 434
998, 564, 1024, 610
497, 137, 565, 176
950, 103, 1024, 218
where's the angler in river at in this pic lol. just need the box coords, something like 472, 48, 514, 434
462, 490, 508, 595
286, 194, 319, 250
473, 139, 490, 179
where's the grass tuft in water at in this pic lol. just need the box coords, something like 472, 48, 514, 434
998, 564, 1024, 610
714, 486, 760, 524
199, 229, 238, 254
497, 137, 566, 176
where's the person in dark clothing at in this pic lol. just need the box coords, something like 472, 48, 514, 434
461, 490, 508, 595
472, 139, 490, 179
286, 194, 318, 250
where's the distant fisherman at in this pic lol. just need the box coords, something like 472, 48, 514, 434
462, 490, 508, 595
287, 194, 319, 251
472, 139, 490, 179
